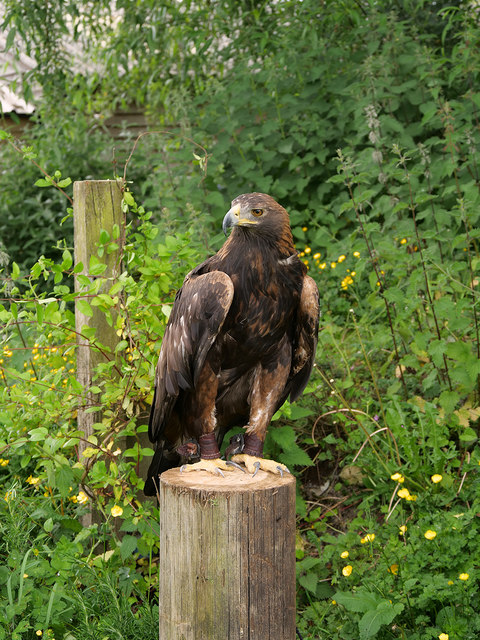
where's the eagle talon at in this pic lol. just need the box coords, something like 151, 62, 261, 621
179, 458, 235, 476
231, 453, 290, 477
225, 460, 246, 472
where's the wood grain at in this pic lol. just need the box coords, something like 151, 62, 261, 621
73, 180, 124, 524
159, 468, 296, 640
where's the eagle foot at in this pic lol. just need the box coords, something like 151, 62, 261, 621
180, 458, 240, 477
230, 454, 290, 477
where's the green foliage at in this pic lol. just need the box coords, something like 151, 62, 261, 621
0, 189, 205, 638
2, 1, 480, 638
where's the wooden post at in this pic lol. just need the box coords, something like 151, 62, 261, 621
73, 180, 124, 519
159, 469, 297, 640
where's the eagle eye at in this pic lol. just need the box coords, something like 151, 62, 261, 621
251, 208, 263, 217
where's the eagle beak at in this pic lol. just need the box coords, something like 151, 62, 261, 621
222, 203, 241, 236
222, 203, 258, 236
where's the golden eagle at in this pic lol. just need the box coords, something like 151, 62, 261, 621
144, 193, 319, 495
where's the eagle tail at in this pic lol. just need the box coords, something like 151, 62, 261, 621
144, 439, 180, 496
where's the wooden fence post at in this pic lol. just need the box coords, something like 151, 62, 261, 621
159, 469, 297, 640
73, 180, 124, 520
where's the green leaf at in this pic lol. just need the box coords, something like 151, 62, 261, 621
28, 427, 48, 441
5, 27, 17, 51
120, 534, 138, 561
289, 404, 314, 419
76, 299, 93, 317
89, 255, 107, 276
34, 178, 52, 187
61, 249, 73, 270
445, 340, 473, 363
123, 190, 135, 206
439, 390, 460, 414
44, 517, 54, 533
359, 601, 403, 639
298, 572, 318, 594
55, 465, 75, 496
11, 262, 20, 279
334, 590, 382, 613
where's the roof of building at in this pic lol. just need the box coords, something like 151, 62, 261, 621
0, 32, 38, 114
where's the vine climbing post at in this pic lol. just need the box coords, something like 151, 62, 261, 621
73, 179, 124, 521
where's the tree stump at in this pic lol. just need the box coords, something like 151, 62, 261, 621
159, 468, 296, 640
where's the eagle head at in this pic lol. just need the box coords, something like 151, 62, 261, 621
222, 192, 290, 238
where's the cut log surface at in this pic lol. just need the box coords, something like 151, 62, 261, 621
159, 467, 296, 640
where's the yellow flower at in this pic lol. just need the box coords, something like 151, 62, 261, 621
399, 525, 407, 535
331, 599, 337, 605
353, 251, 360, 258
23, 573, 28, 578
26, 476, 40, 486
431, 474, 443, 483
313, 252, 321, 260
304, 247, 311, 254
110, 505, 123, 518
390, 472, 405, 483
397, 488, 410, 499
302, 226, 308, 232
405, 493, 417, 501
342, 565, 353, 577
400, 238, 407, 245
459, 573, 469, 581
447, 580, 454, 585
439, 634, 449, 640
388, 564, 399, 575
319, 262, 326, 269
331, 262, 337, 269
338, 254, 346, 263
361, 533, 376, 544
340, 550, 349, 559
36, 631, 43, 637
424, 529, 437, 540
77, 491, 89, 504
0, 458, 9, 466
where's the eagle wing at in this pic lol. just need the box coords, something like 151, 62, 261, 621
148, 271, 234, 443
289, 274, 320, 401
